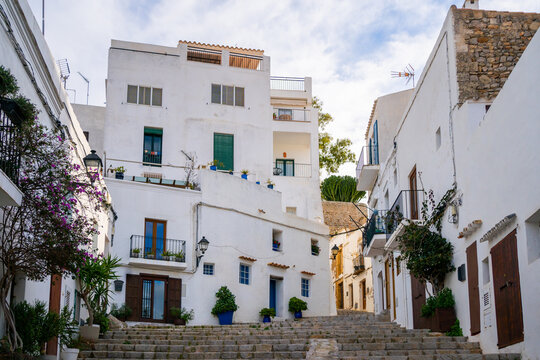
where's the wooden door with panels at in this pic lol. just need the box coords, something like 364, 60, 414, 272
467, 241, 481, 335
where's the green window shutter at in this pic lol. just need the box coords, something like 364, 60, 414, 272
214, 133, 234, 171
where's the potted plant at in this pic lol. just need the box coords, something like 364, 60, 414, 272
273, 112, 277, 120
170, 307, 194, 325
211, 286, 239, 325
174, 250, 185, 262
146, 250, 155, 259
228, 169, 234, 175
241, 169, 249, 180
256, 181, 261, 185
110, 303, 132, 322
421, 288, 457, 332
259, 308, 276, 323
288, 297, 307, 319
114, 166, 126, 180
208, 160, 223, 171
272, 239, 281, 251
311, 244, 320, 255
131, 248, 141, 258
161, 250, 174, 261
57, 306, 78, 360
266, 179, 274, 189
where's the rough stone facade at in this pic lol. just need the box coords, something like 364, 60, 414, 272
452, 7, 540, 104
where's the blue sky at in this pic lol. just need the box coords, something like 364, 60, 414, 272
27, 0, 540, 176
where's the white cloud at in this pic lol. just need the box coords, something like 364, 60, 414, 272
26, 0, 540, 177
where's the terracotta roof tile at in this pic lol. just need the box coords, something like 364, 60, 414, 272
178, 40, 264, 56
239, 256, 257, 262
267, 262, 290, 269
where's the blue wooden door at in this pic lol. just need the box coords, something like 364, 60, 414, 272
269, 279, 276, 311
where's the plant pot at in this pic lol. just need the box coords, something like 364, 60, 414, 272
115, 172, 124, 179
175, 256, 184, 262
217, 311, 234, 325
429, 307, 456, 333
241, 174, 248, 180
147, 254, 155, 259
267, 184, 274, 189
80, 324, 100, 340
294, 311, 302, 319
132, 252, 140, 258
174, 318, 186, 326
262, 315, 271, 323
210, 165, 217, 171
228, 171, 233, 175
61, 348, 79, 360
256, 181, 260, 185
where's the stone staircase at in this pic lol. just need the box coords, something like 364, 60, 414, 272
79, 311, 521, 359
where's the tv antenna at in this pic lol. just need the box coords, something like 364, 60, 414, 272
391, 64, 415, 87
57, 59, 70, 88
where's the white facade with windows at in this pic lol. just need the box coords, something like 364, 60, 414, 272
357, 5, 540, 358
76, 39, 333, 325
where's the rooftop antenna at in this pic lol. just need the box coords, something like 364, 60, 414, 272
78, 71, 90, 105
391, 64, 415, 87
41, 0, 45, 35
57, 58, 70, 88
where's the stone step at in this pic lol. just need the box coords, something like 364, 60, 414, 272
79, 350, 306, 359
338, 356, 520, 360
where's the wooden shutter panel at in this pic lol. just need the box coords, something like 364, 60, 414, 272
214, 133, 234, 171
46, 274, 62, 355
466, 241, 481, 335
167, 278, 182, 324
126, 274, 141, 321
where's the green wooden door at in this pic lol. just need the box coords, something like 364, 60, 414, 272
213, 133, 234, 171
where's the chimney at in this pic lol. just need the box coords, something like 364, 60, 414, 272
462, 0, 480, 9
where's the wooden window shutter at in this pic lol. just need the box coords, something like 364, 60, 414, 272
125, 274, 141, 321
167, 278, 182, 324
466, 241, 481, 335
213, 133, 234, 171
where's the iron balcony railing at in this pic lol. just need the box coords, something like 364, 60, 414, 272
270, 76, 305, 91
130, 235, 186, 262
142, 152, 162, 166
0, 101, 22, 185
356, 144, 379, 174
272, 108, 310, 122
385, 190, 425, 239
353, 255, 365, 273
274, 162, 311, 178
363, 209, 389, 249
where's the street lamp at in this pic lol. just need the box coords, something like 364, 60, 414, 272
196, 236, 210, 267
331, 245, 339, 260
83, 150, 102, 182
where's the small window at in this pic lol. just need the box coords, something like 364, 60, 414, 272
152, 88, 163, 106
83, 131, 89, 141
222, 85, 234, 106
301, 278, 310, 297
485, 104, 491, 112
234, 87, 244, 106
286, 207, 296, 215
239, 264, 250, 285
211, 84, 221, 104
482, 257, 490, 285
143, 127, 163, 165
139, 86, 151, 105
272, 229, 283, 251
127, 85, 138, 103
393, 169, 397, 187
203, 263, 214, 275
311, 239, 320, 256
435, 127, 441, 150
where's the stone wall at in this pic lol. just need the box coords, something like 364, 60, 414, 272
452, 7, 540, 104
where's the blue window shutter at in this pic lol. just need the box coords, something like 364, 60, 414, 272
214, 133, 234, 170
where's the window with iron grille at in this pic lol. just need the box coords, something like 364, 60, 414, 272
301, 278, 310, 297
203, 263, 214, 275
239, 264, 250, 285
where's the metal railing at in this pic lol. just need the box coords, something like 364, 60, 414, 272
385, 190, 425, 239
272, 108, 310, 122
142, 152, 162, 166
270, 77, 305, 91
353, 255, 365, 273
363, 210, 389, 249
0, 101, 22, 185
229, 52, 262, 70
187, 46, 222, 64
129, 235, 186, 262
274, 162, 311, 178
357, 145, 379, 175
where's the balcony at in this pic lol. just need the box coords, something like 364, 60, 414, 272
270, 77, 305, 91
0, 100, 23, 206
273, 108, 309, 122
128, 235, 187, 270
187, 46, 221, 64
384, 190, 424, 251
273, 161, 311, 178
363, 210, 389, 257
356, 145, 379, 191
353, 255, 365, 274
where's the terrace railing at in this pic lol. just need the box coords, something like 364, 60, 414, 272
130, 235, 186, 262
0, 101, 22, 185
272, 108, 310, 122
363, 210, 389, 248
270, 77, 305, 91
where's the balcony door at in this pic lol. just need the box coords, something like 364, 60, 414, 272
409, 166, 418, 220
145, 219, 166, 259
141, 276, 166, 321
143, 128, 162, 165
276, 159, 294, 176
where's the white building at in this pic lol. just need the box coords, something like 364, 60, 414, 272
357, 2, 540, 358
75, 39, 332, 325
322, 201, 373, 313
0, 0, 113, 358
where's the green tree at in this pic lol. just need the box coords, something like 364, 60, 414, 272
321, 175, 365, 202
314, 97, 356, 174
